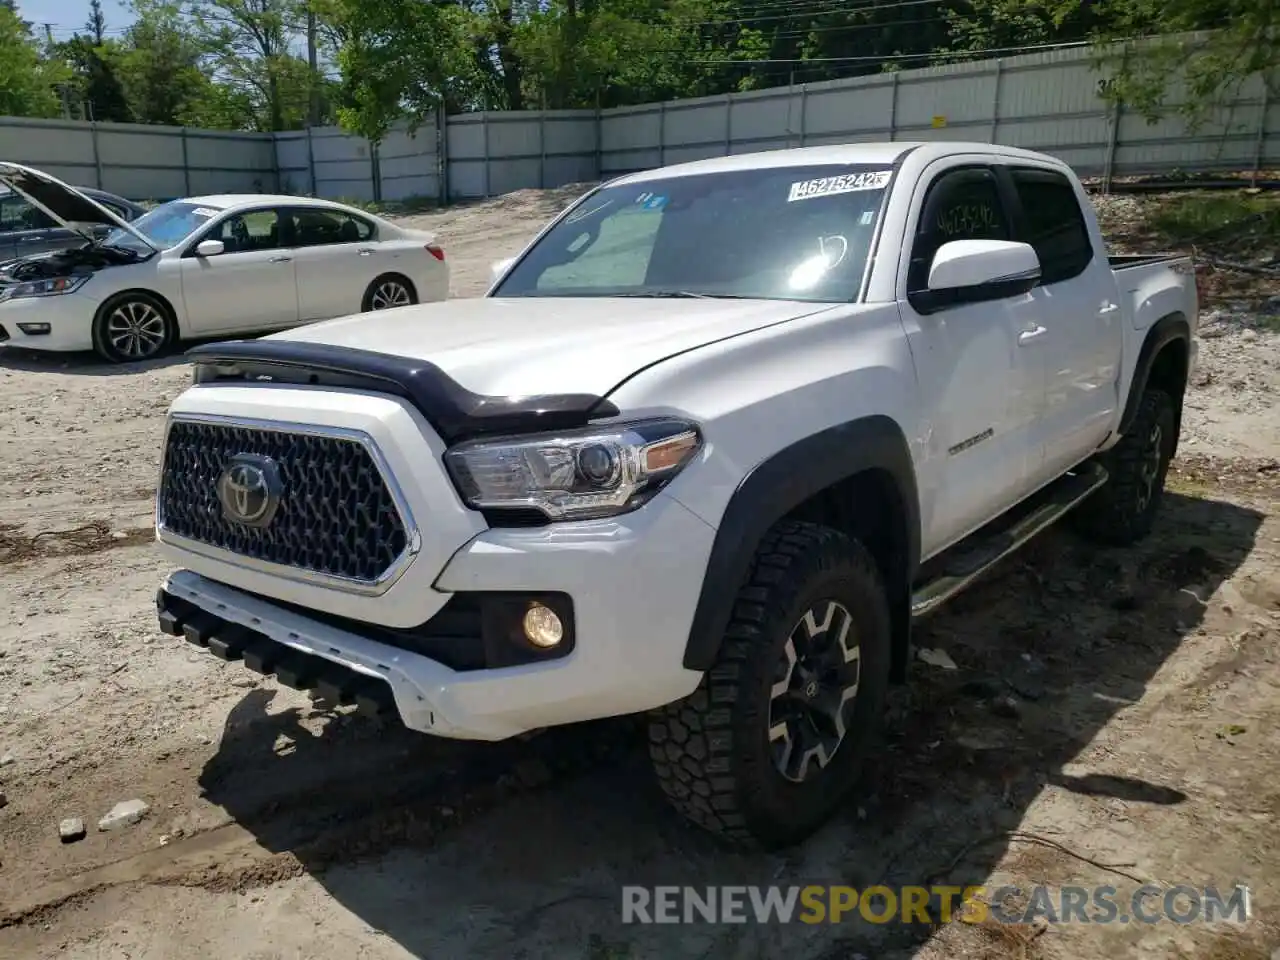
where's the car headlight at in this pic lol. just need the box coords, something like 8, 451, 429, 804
444, 418, 702, 521
0, 275, 90, 301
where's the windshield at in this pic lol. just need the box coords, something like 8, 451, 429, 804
104, 200, 223, 252
493, 164, 893, 302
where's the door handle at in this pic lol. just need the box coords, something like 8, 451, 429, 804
270, 255, 292, 263
1099, 303, 1120, 314
356, 248, 373, 256
1018, 325, 1047, 345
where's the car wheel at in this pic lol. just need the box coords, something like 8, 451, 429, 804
1069, 387, 1177, 546
91, 292, 175, 364
649, 521, 891, 848
363, 274, 417, 311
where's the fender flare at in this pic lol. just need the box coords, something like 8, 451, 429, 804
1117, 313, 1191, 436
682, 415, 920, 671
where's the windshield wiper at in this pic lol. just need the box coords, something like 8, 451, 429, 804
616, 290, 755, 299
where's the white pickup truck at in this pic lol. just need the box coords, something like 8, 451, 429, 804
154, 142, 1199, 847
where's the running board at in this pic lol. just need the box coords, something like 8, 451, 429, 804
910, 462, 1108, 619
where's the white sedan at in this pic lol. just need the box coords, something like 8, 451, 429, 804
0, 162, 449, 363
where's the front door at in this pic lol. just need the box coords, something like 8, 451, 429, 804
179, 207, 299, 336
897, 163, 1049, 556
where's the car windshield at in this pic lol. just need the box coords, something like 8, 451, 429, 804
492, 164, 894, 302
103, 200, 223, 252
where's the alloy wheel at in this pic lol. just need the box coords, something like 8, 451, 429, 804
105, 300, 167, 359
768, 599, 862, 784
370, 280, 412, 310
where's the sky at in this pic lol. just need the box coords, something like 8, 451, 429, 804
17, 0, 135, 41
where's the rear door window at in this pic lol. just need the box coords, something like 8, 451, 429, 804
1009, 168, 1093, 285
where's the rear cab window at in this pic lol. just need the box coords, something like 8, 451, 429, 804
1008, 167, 1094, 285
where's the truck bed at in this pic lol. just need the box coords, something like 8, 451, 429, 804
1109, 253, 1189, 270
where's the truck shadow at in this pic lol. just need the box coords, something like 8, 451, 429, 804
197, 489, 1264, 960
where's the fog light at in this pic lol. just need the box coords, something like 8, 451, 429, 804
17, 322, 51, 335
522, 602, 564, 648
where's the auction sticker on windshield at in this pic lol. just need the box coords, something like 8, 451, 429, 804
788, 170, 891, 202
192, 208, 220, 218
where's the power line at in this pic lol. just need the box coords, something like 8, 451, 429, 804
686, 0, 950, 28
687, 37, 1096, 65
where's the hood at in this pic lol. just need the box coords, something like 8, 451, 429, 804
0, 162, 158, 251
269, 296, 837, 398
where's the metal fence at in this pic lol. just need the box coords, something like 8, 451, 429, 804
598, 45, 1276, 182
1, 44, 1274, 204
0, 115, 278, 197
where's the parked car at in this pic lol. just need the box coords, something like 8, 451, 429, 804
0, 183, 145, 261
0, 162, 449, 363
152, 142, 1198, 848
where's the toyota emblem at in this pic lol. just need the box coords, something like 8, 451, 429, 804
216, 454, 283, 527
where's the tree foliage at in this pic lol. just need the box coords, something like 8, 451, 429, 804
0, 0, 1272, 140
0, 5, 68, 118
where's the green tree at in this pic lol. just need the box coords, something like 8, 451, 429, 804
117, 1, 211, 124
187, 0, 311, 131
0, 5, 67, 117
1006, 0, 1275, 125
59, 34, 133, 121
87, 0, 107, 42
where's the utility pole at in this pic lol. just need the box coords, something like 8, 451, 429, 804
43, 21, 53, 44
307, 4, 320, 127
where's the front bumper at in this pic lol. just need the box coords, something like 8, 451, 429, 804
0, 295, 95, 351
159, 491, 716, 740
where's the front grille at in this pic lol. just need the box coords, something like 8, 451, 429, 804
159, 420, 409, 583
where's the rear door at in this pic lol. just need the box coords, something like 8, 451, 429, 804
178, 207, 299, 336
284, 207, 381, 321
1003, 165, 1123, 481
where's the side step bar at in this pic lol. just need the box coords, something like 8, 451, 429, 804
910, 462, 1108, 619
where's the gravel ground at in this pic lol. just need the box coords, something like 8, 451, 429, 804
0, 186, 1277, 960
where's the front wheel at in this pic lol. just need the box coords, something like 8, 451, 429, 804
649, 521, 891, 848
362, 274, 417, 312
91, 292, 174, 364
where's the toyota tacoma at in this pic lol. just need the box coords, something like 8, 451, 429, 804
154, 142, 1199, 847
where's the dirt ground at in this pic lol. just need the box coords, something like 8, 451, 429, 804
1, 185, 1278, 960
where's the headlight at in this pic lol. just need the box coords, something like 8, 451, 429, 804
445, 418, 702, 521
0, 275, 90, 301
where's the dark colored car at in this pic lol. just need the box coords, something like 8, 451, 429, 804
0, 185, 146, 261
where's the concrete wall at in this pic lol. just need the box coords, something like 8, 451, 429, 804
1, 43, 1273, 203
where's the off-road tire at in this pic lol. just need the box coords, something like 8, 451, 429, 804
90, 291, 176, 364
1069, 387, 1177, 546
649, 521, 891, 848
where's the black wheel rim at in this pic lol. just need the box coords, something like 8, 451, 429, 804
1136, 421, 1163, 513
768, 599, 861, 784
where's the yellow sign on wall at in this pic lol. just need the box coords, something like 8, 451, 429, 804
931, 115, 947, 128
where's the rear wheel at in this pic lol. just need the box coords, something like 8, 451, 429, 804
649, 521, 891, 848
91, 292, 174, 364
1069, 387, 1177, 546
362, 274, 417, 312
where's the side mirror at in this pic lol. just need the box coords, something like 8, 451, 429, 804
911, 240, 1040, 314
195, 239, 225, 257
490, 257, 515, 283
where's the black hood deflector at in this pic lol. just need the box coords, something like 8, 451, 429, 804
186, 339, 621, 443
